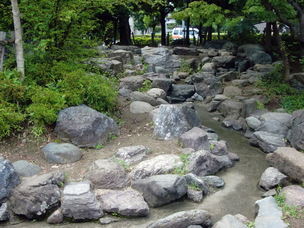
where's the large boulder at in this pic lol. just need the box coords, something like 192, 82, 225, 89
266, 147, 304, 183
54, 104, 119, 147
249, 131, 286, 153
259, 167, 287, 191
0, 158, 21, 204
130, 101, 154, 114
186, 150, 233, 176
132, 174, 187, 207
287, 110, 304, 150
173, 47, 199, 56
238, 44, 272, 66
218, 100, 243, 118
9, 172, 64, 219
212, 214, 247, 228
167, 84, 196, 103
83, 159, 130, 189
193, 73, 223, 98
130, 91, 159, 106
148, 209, 212, 228
212, 55, 236, 69
281, 185, 304, 208
12, 160, 41, 177
42, 143, 83, 164
130, 154, 183, 181
254, 197, 288, 228
153, 104, 201, 140
114, 145, 148, 166
178, 127, 210, 151
61, 181, 103, 220
108, 49, 134, 64
98, 189, 149, 217
119, 75, 144, 91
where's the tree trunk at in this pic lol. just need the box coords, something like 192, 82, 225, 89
207, 26, 212, 41
11, 0, 25, 79
0, 32, 6, 72
264, 22, 272, 52
160, 8, 166, 46
118, 14, 132, 45
198, 23, 203, 46
272, 22, 291, 82
299, 13, 304, 56
185, 18, 190, 46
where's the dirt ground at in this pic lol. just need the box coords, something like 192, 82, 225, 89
1, 98, 304, 227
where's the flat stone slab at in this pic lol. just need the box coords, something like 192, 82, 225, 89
98, 189, 149, 217
266, 147, 304, 183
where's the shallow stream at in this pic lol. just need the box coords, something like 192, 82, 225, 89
9, 103, 269, 228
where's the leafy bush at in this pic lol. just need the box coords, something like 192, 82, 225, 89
59, 70, 118, 113
26, 86, 67, 125
133, 35, 161, 47
281, 94, 304, 113
0, 101, 25, 137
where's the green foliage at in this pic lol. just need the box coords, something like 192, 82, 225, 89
26, 86, 66, 125
247, 222, 255, 228
59, 70, 118, 113
94, 144, 104, 149
0, 101, 25, 138
281, 94, 304, 113
172, 153, 190, 176
112, 157, 130, 170
188, 182, 201, 191
133, 35, 161, 47
138, 80, 152, 92
275, 186, 302, 220
256, 100, 265, 110
179, 61, 195, 74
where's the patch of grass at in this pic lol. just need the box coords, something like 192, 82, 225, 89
94, 144, 104, 149
172, 153, 190, 176
112, 157, 130, 171
138, 80, 152, 93
274, 186, 302, 220
188, 182, 201, 191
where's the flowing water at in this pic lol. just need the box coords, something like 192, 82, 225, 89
9, 103, 269, 228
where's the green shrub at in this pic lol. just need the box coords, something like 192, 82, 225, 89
281, 93, 304, 113
26, 86, 66, 125
59, 70, 118, 113
0, 101, 25, 137
133, 35, 161, 47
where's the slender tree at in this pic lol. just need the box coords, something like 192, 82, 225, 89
11, 0, 24, 79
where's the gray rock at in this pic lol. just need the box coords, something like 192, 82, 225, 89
218, 100, 243, 118
148, 209, 212, 228
42, 143, 83, 164
178, 127, 210, 151
130, 154, 183, 181
61, 181, 103, 220
132, 174, 187, 207
98, 189, 149, 217
249, 51, 272, 66
147, 88, 166, 99
184, 173, 209, 195
47, 209, 63, 224
237, 44, 265, 58
259, 167, 287, 190
12, 160, 41, 177
173, 47, 199, 56
99, 216, 121, 225
187, 188, 203, 202
130, 91, 159, 106
93, 58, 123, 74
0, 158, 21, 204
212, 55, 236, 69
151, 78, 172, 93
246, 116, 262, 130
108, 50, 134, 64
253, 64, 274, 72
207, 100, 223, 112
212, 214, 247, 228
10, 171, 64, 219
287, 110, 304, 150
83, 159, 130, 189
201, 175, 225, 188
115, 145, 148, 165
194, 73, 222, 98
223, 86, 242, 98
54, 104, 119, 148
281, 185, 304, 208
257, 112, 292, 136
153, 104, 200, 140
119, 76, 144, 91
241, 99, 257, 118
254, 196, 288, 228
266, 147, 304, 183
167, 84, 196, 103
219, 71, 238, 82
0, 203, 10, 222
250, 131, 286, 153
186, 150, 233, 176
118, 88, 132, 99
201, 62, 216, 73
130, 101, 154, 114
210, 140, 229, 156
